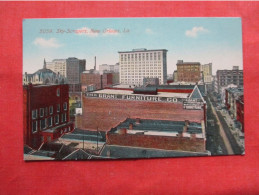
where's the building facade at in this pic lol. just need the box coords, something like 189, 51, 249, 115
99, 63, 119, 75
119, 49, 168, 85
81, 70, 102, 92
107, 118, 206, 152
201, 63, 213, 84
46, 57, 86, 92
216, 66, 243, 94
23, 84, 74, 149
176, 60, 201, 83
225, 87, 244, 129
76, 86, 206, 132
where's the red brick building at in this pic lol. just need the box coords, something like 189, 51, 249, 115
23, 84, 74, 149
236, 95, 244, 132
76, 88, 205, 131
102, 73, 113, 88
81, 70, 102, 92
106, 118, 206, 152
225, 87, 244, 132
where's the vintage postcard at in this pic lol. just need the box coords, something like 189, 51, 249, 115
23, 18, 244, 160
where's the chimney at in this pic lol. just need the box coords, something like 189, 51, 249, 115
107, 149, 110, 157
190, 133, 196, 140
177, 132, 183, 137
184, 120, 189, 126
94, 56, 96, 70
183, 125, 188, 133
43, 58, 46, 69
129, 123, 133, 130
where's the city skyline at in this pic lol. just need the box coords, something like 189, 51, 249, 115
23, 17, 243, 75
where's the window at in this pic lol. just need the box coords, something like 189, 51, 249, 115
49, 106, 53, 115
57, 88, 60, 96
55, 115, 59, 124
57, 104, 60, 113
45, 107, 48, 116
48, 117, 53, 127
63, 102, 67, 111
40, 119, 46, 130
40, 108, 44, 117
32, 109, 37, 119
32, 121, 37, 133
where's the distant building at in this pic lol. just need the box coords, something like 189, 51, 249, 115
173, 70, 178, 82
176, 60, 201, 83
143, 77, 159, 86
23, 59, 66, 85
106, 118, 207, 153
216, 66, 243, 94
201, 63, 212, 84
99, 63, 119, 75
23, 84, 74, 149
119, 48, 168, 85
46, 57, 86, 92
81, 70, 120, 92
81, 70, 101, 92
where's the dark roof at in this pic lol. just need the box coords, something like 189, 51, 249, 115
63, 149, 91, 160
133, 87, 157, 95
24, 145, 34, 154
100, 145, 209, 159
34, 68, 56, 75
113, 118, 202, 134
61, 129, 106, 142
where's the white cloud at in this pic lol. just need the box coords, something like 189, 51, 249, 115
33, 37, 62, 48
75, 27, 99, 37
145, 28, 154, 34
185, 26, 209, 38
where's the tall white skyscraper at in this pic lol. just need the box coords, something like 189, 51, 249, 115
118, 49, 167, 85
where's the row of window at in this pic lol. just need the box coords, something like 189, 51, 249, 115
121, 77, 162, 82
121, 74, 162, 77
121, 70, 162, 73
32, 113, 67, 133
32, 102, 67, 119
120, 61, 162, 65
120, 52, 162, 61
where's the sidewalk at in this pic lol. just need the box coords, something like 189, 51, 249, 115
218, 109, 244, 153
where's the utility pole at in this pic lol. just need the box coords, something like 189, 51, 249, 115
96, 126, 99, 154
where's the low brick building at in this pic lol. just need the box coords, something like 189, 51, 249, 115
106, 118, 206, 152
23, 84, 74, 149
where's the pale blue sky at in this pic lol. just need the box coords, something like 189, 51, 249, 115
23, 17, 243, 74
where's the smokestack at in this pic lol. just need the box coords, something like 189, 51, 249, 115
129, 123, 133, 130
43, 58, 46, 69
94, 56, 96, 70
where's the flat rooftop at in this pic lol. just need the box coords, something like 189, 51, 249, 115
100, 144, 210, 159
90, 89, 189, 98
111, 118, 204, 138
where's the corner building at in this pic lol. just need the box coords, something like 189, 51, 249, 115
177, 60, 201, 83
119, 49, 168, 85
